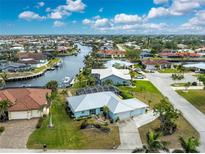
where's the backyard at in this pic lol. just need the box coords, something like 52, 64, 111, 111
119, 80, 199, 149
27, 93, 120, 149
177, 89, 205, 114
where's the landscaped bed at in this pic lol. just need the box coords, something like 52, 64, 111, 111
177, 89, 205, 114
27, 93, 120, 149
138, 117, 199, 149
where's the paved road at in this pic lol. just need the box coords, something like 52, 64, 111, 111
118, 119, 142, 150
146, 73, 205, 152
0, 119, 38, 148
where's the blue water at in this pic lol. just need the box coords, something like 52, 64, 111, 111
5, 43, 92, 87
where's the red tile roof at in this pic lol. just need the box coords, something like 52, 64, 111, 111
97, 50, 125, 55
0, 88, 51, 111
160, 52, 201, 57
142, 59, 170, 65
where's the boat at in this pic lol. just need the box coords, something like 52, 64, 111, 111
47, 67, 55, 71
54, 61, 62, 67
63, 76, 71, 84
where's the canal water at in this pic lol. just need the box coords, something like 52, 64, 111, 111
5, 43, 92, 88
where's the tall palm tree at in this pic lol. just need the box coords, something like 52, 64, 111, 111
133, 130, 168, 153
172, 136, 200, 153
0, 100, 9, 121
46, 94, 54, 128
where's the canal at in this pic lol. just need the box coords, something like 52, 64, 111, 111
5, 43, 92, 88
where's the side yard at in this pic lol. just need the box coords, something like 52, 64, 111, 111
27, 93, 120, 149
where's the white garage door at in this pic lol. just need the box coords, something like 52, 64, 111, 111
9, 111, 28, 120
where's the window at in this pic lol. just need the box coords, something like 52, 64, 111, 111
100, 107, 103, 112
81, 111, 85, 114
90, 109, 96, 115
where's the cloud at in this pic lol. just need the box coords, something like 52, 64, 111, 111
94, 18, 111, 27
114, 13, 142, 24
147, 0, 205, 19
153, 0, 168, 5
99, 8, 103, 12
53, 21, 66, 27
45, 7, 51, 12
18, 11, 45, 21
82, 18, 92, 25
48, 0, 85, 19
65, 0, 86, 12
147, 7, 169, 19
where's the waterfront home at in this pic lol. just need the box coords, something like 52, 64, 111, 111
140, 50, 153, 59
159, 52, 201, 59
0, 88, 51, 120
183, 63, 205, 73
96, 50, 125, 58
142, 59, 172, 71
67, 92, 148, 121
17, 52, 48, 68
91, 67, 131, 85
0, 62, 32, 72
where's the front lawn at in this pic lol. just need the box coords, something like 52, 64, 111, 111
177, 90, 205, 114
27, 93, 120, 149
139, 117, 199, 149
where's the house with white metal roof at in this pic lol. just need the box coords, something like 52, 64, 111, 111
67, 92, 148, 120
91, 67, 131, 85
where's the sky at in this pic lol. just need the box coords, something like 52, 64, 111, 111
0, 0, 205, 35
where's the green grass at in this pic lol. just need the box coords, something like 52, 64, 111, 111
27, 93, 120, 149
119, 80, 164, 108
158, 68, 181, 73
139, 117, 199, 149
177, 90, 205, 114
171, 83, 187, 87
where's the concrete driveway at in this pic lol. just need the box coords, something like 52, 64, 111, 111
146, 73, 205, 152
118, 119, 142, 150
0, 119, 38, 148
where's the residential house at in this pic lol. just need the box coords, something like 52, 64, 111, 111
0, 88, 51, 120
91, 67, 131, 85
17, 52, 48, 68
67, 91, 148, 121
96, 50, 125, 58
0, 62, 32, 72
142, 59, 172, 71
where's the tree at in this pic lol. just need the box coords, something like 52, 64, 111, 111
46, 94, 54, 128
133, 130, 168, 153
0, 100, 9, 122
0, 72, 8, 88
46, 80, 58, 93
130, 70, 136, 82
103, 105, 109, 119
154, 98, 181, 135
173, 137, 200, 153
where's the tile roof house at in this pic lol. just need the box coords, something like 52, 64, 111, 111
96, 50, 126, 58
0, 88, 51, 120
91, 67, 131, 85
67, 92, 148, 121
142, 59, 172, 71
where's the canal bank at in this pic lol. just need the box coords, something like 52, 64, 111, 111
5, 43, 92, 88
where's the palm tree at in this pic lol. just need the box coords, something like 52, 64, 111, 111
172, 136, 200, 153
0, 72, 8, 88
0, 100, 9, 121
46, 94, 54, 128
103, 105, 109, 119
133, 130, 168, 153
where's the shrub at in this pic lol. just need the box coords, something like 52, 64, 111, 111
192, 82, 197, 86
36, 117, 44, 129
120, 90, 133, 99
80, 120, 88, 129
0, 126, 5, 133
